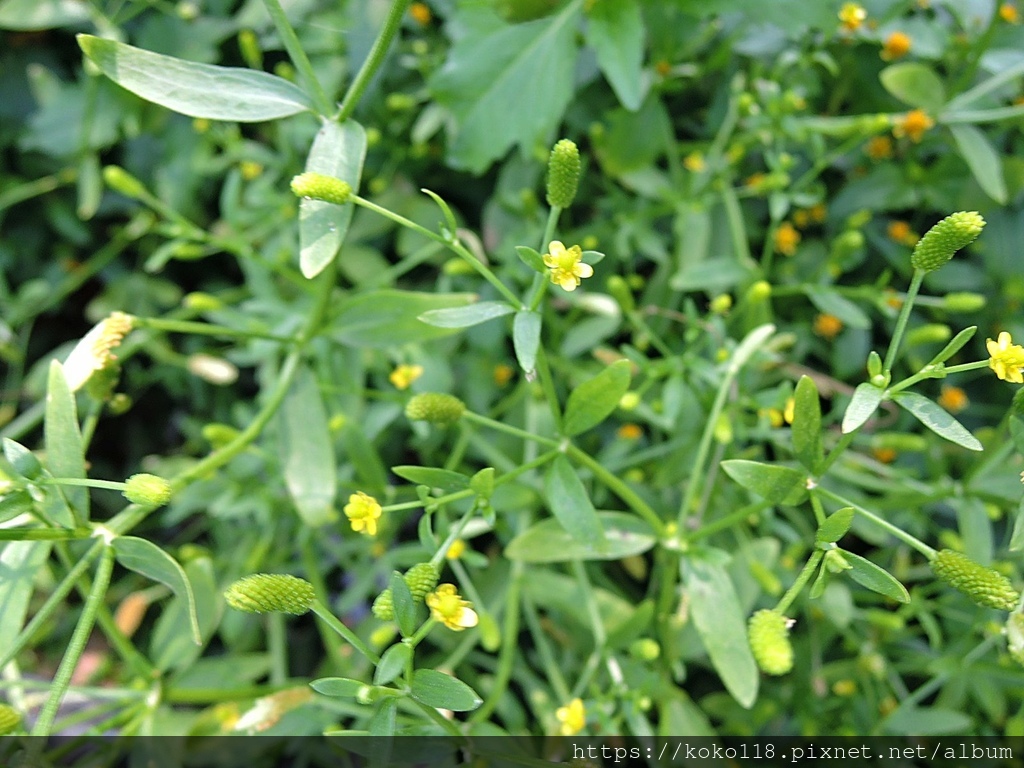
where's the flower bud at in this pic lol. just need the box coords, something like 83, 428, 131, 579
942, 292, 986, 313
747, 609, 794, 675
404, 562, 440, 601
123, 474, 172, 506
225, 574, 315, 615
290, 172, 352, 205
546, 139, 581, 209
0, 704, 20, 735
905, 323, 951, 347
910, 211, 985, 273
103, 166, 148, 199
931, 549, 1019, 611
372, 589, 395, 620
405, 393, 466, 425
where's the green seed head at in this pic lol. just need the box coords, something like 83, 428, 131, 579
371, 588, 395, 621
404, 562, 440, 601
405, 393, 466, 425
546, 139, 581, 209
224, 574, 315, 615
910, 211, 985, 273
123, 474, 172, 506
931, 549, 1019, 611
748, 609, 794, 675
290, 172, 353, 205
0, 704, 21, 735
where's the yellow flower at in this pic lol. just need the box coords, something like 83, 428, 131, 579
683, 152, 706, 172
938, 385, 969, 413
555, 698, 586, 736
409, 1, 431, 24
813, 313, 844, 340
865, 135, 893, 160
543, 241, 593, 291
880, 31, 912, 60
760, 408, 784, 428
783, 397, 795, 425
239, 160, 263, 180
493, 364, 514, 386
887, 220, 919, 246
445, 539, 466, 560
839, 2, 867, 31
1000, 2, 1020, 23
617, 423, 643, 440
426, 584, 478, 631
774, 222, 801, 256
893, 109, 934, 142
389, 364, 423, 390
872, 447, 897, 464
344, 491, 382, 536
987, 331, 1024, 383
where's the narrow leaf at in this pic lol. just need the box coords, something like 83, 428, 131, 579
3, 438, 42, 480
310, 677, 364, 698
420, 188, 457, 236
816, 507, 855, 545
842, 382, 885, 433
585, 0, 645, 111
279, 366, 336, 527
419, 301, 515, 329
410, 669, 482, 712
562, 359, 632, 437
515, 245, 546, 274
1010, 496, 1024, 552
367, 699, 397, 737
791, 375, 823, 474
0, 542, 52, 653
391, 466, 469, 492
390, 571, 417, 639
892, 391, 982, 451
331, 290, 475, 348
113, 536, 201, 643
841, 550, 910, 603
512, 310, 542, 373
721, 460, 805, 504
728, 324, 776, 374
685, 556, 758, 708
544, 455, 605, 549
374, 643, 412, 686
77, 35, 314, 121
950, 124, 1007, 204
44, 360, 86, 525
929, 325, 976, 366
299, 119, 366, 278
504, 512, 655, 563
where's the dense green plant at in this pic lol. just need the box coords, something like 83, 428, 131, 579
2, 0, 1024, 745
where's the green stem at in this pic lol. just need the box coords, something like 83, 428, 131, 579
260, 0, 333, 116
311, 601, 381, 664
470, 560, 522, 723
411, 699, 464, 737
818, 430, 856, 475
131, 316, 295, 343
46, 478, 125, 492
883, 269, 924, 374
676, 367, 736, 528
567, 445, 664, 535
520, 594, 571, 703
775, 550, 823, 615
816, 487, 935, 558
405, 617, 437, 648
541, 206, 560, 249
300, 532, 349, 673
940, 360, 989, 375
336, 0, 412, 121
533, 346, 563, 433
0, 528, 93, 541
32, 546, 115, 736
268, 613, 288, 685
462, 411, 559, 448
688, 500, 769, 541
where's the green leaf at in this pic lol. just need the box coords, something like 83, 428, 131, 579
390, 571, 417, 639
112, 536, 201, 643
841, 382, 885, 434
331, 290, 475, 348
515, 245, 546, 274
805, 287, 871, 329
685, 556, 758, 709
721, 460, 805, 504
419, 301, 515, 329
879, 62, 946, 112
882, 706, 974, 736
0, 491, 35, 524
670, 257, 751, 293
950, 124, 1007, 204
374, 643, 412, 686
429, 5, 580, 172
420, 188, 458, 237
367, 698, 397, 737
928, 325, 976, 366
150, 556, 220, 671
840, 550, 910, 603
816, 507, 855, 545
892, 391, 982, 451
0, 542, 52, 653
544, 455, 605, 549
391, 466, 469, 492
469, 467, 495, 500
410, 669, 482, 712
562, 359, 632, 437
728, 324, 776, 374
44, 360, 86, 525
505, 512, 656, 562
0, 0, 89, 30
512, 310, 542, 373
310, 677, 364, 698
299, 119, 366, 278
77, 35, 314, 121
585, 0, 645, 111
1010, 496, 1024, 552
279, 365, 336, 527
791, 375, 823, 474
3, 438, 42, 480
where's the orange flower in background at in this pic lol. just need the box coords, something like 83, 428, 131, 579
881, 31, 912, 60
893, 109, 934, 142
872, 447, 897, 464
938, 385, 969, 413
813, 313, 844, 340
865, 135, 893, 160
999, 2, 1020, 23
617, 423, 643, 440
409, 2, 431, 24
887, 220, 919, 247
493, 363, 514, 386
774, 222, 801, 256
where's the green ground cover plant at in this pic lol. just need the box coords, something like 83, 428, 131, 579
2, 0, 1024, 745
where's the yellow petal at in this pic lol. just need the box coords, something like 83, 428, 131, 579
576, 263, 594, 278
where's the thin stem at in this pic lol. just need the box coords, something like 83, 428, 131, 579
260, 0, 333, 116
311, 601, 380, 664
131, 316, 295, 344
462, 411, 559, 448
688, 500, 769, 541
541, 206, 560, 249
816, 487, 935, 558
883, 269, 924, 374
818, 430, 856, 475
520, 594, 571, 703
676, 372, 736, 528
300, 532, 349, 673
775, 550, 823, 615
0, 528, 93, 541
533, 346, 563, 433
470, 560, 522, 723
567, 445, 664, 535
32, 546, 115, 736
336, 0, 412, 122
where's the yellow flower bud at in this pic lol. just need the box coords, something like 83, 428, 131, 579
123, 473, 172, 506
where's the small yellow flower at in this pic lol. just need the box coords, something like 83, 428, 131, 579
542, 241, 593, 291
880, 31, 912, 60
744, 172, 766, 190
344, 491, 382, 536
446, 539, 466, 560
872, 447, 897, 464
833, 679, 857, 696
938, 385, 969, 413
1000, 2, 1020, 23
493, 364, 514, 386
389, 364, 424, 390
883, 290, 903, 310
617, 423, 643, 440
709, 293, 732, 314
426, 584, 478, 631
760, 408, 784, 428
887, 220, 919, 246
893, 109, 934, 142
783, 397, 795, 425
839, 2, 867, 31
555, 698, 586, 736
813, 313, 844, 340
774, 222, 801, 256
409, 1, 431, 24
239, 160, 263, 181
987, 331, 1024, 383
865, 135, 893, 160
683, 151, 706, 172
